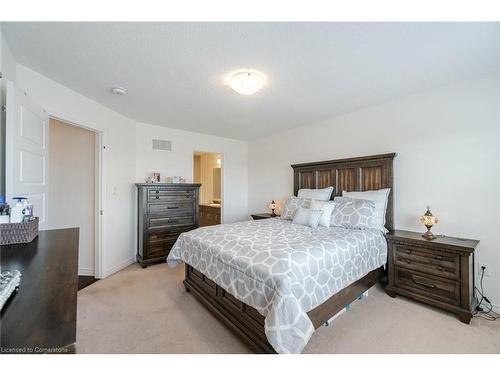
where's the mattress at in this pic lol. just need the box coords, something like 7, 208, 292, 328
167, 218, 387, 353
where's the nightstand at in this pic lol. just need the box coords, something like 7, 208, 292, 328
251, 213, 280, 220
385, 230, 479, 324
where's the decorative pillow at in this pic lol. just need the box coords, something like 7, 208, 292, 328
309, 200, 336, 227
292, 207, 323, 229
330, 197, 376, 230
342, 188, 390, 232
280, 197, 311, 221
297, 186, 333, 201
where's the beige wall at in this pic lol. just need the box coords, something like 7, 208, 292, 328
49, 118, 95, 275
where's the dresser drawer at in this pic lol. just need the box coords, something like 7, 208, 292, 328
147, 189, 195, 203
146, 230, 181, 258
394, 243, 459, 280
148, 201, 194, 216
146, 214, 195, 229
394, 267, 460, 305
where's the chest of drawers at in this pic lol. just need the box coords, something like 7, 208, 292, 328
385, 230, 479, 324
136, 183, 200, 267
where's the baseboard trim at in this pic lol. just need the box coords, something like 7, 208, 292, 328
103, 256, 136, 278
78, 267, 95, 277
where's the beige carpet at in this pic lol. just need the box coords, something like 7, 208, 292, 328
76, 263, 500, 354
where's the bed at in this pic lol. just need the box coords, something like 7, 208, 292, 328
167, 153, 395, 353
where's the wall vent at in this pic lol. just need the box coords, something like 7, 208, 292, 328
152, 139, 172, 151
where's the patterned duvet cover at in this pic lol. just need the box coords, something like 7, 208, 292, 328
167, 218, 387, 354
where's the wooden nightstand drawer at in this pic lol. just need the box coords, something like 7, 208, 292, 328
394, 243, 459, 280
394, 267, 460, 306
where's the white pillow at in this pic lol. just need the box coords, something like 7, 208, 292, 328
309, 200, 336, 227
292, 207, 323, 229
297, 186, 333, 201
342, 188, 390, 232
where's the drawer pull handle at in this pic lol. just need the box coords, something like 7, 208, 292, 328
405, 259, 411, 264
155, 196, 159, 199
413, 279, 436, 289
435, 255, 443, 260
437, 266, 444, 271
167, 219, 178, 223
167, 206, 179, 209
156, 190, 159, 194
406, 249, 412, 254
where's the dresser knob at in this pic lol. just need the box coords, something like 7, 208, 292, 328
406, 249, 412, 254
437, 266, 444, 271
435, 255, 443, 260
405, 259, 411, 264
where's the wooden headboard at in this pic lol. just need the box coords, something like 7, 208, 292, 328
291, 153, 396, 230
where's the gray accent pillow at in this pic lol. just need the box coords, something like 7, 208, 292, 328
280, 197, 311, 221
292, 207, 323, 229
330, 197, 376, 230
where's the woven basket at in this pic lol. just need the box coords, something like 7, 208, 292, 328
0, 217, 39, 245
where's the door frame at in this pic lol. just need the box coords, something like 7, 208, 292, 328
48, 114, 105, 279
192, 150, 224, 224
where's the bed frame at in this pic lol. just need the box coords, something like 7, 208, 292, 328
183, 153, 396, 353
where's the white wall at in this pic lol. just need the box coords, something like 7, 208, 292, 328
248, 73, 500, 306
135, 122, 248, 223
49, 119, 95, 276
1, 31, 17, 196
15, 64, 137, 278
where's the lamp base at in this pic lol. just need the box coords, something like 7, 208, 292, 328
422, 230, 436, 240
270, 210, 277, 218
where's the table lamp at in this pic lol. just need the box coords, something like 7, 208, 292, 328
420, 205, 438, 240
269, 200, 277, 217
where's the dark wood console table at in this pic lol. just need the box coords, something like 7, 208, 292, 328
1, 228, 79, 353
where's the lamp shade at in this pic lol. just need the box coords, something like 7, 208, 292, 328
420, 206, 438, 227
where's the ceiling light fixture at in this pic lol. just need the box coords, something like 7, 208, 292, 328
111, 86, 127, 96
225, 69, 267, 96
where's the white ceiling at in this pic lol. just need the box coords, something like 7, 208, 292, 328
3, 22, 499, 140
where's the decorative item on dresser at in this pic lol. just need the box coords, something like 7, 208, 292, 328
251, 213, 280, 220
385, 230, 479, 324
136, 183, 200, 268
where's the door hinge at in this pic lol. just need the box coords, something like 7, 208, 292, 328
100, 210, 104, 216
1, 105, 6, 112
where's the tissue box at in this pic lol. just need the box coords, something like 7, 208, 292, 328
0, 217, 39, 245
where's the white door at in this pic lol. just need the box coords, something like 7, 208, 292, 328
5, 81, 49, 230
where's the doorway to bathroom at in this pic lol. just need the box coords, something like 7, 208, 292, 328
193, 151, 222, 227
